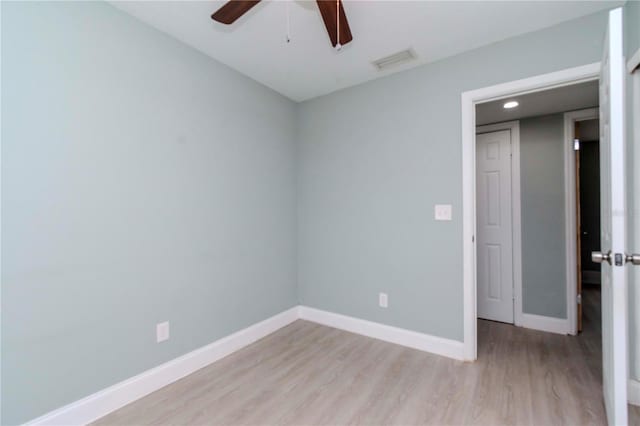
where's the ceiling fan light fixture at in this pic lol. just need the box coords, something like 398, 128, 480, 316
372, 49, 416, 71
212, 0, 353, 49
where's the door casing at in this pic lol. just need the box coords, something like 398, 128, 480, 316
461, 62, 600, 361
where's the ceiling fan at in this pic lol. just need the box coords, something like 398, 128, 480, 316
211, 0, 353, 49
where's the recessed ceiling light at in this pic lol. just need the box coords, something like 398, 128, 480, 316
503, 101, 519, 109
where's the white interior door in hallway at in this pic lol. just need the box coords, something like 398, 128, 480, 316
595, 8, 628, 425
476, 129, 514, 324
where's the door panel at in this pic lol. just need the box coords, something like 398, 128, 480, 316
598, 8, 628, 425
477, 129, 514, 323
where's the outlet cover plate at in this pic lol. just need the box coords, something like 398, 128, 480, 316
434, 204, 452, 221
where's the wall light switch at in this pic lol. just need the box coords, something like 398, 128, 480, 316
434, 204, 452, 221
379, 292, 388, 308
156, 321, 170, 343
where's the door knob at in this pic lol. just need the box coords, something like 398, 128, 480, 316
592, 251, 612, 264
626, 254, 640, 265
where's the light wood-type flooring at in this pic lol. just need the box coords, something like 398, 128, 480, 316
95, 287, 640, 425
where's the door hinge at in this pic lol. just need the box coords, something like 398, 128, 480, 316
574, 139, 580, 151
577, 294, 582, 305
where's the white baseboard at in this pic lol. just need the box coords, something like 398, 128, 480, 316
23, 301, 640, 423
26, 307, 299, 426
629, 379, 640, 406
298, 306, 466, 361
26, 305, 469, 425
518, 313, 569, 335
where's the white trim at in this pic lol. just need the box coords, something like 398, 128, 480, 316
298, 306, 466, 361
519, 313, 569, 335
629, 379, 640, 406
476, 121, 522, 327
628, 47, 640, 74
632, 69, 640, 387
563, 108, 600, 336
604, 9, 628, 424
0, 1, 4, 422
25, 307, 300, 426
461, 62, 600, 361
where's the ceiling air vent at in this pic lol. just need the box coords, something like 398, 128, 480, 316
372, 49, 417, 71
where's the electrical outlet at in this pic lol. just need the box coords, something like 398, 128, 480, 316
379, 292, 388, 308
156, 321, 170, 343
434, 204, 452, 221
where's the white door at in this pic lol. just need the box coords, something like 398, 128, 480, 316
595, 8, 628, 426
476, 129, 514, 323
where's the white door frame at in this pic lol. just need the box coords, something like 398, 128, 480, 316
563, 107, 600, 336
461, 62, 600, 361
475, 121, 522, 326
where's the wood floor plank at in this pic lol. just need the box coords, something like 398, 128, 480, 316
94, 288, 639, 425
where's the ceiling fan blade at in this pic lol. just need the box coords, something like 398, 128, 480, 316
211, 1, 261, 25
316, 0, 353, 48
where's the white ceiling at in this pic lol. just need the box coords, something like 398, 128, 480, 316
476, 80, 599, 125
111, 1, 618, 102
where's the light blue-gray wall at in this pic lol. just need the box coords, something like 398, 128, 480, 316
3, 2, 631, 424
625, 0, 640, 58
1, 2, 297, 424
297, 10, 609, 341
520, 114, 567, 319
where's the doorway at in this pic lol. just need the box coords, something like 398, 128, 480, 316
572, 116, 601, 333
462, 12, 629, 422
564, 108, 600, 335
470, 80, 607, 420
473, 83, 599, 333
462, 65, 602, 355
